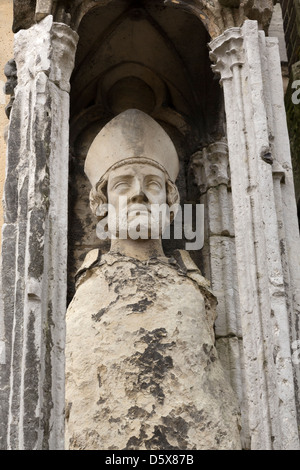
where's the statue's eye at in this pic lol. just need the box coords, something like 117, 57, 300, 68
147, 180, 162, 190
114, 181, 130, 190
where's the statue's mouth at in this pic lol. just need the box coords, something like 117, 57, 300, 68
127, 204, 150, 217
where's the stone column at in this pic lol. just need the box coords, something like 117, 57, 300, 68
191, 142, 250, 448
209, 20, 300, 450
0, 16, 78, 450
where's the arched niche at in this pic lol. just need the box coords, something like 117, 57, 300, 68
67, 0, 225, 301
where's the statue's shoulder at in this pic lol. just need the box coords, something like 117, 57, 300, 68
172, 249, 211, 290
172, 250, 217, 328
75, 248, 102, 288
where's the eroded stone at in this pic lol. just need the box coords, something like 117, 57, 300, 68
65, 252, 241, 450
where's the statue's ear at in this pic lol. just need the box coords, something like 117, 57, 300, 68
89, 178, 108, 219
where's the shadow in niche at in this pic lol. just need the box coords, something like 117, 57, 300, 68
67, 0, 225, 303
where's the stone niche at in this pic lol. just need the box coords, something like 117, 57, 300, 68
67, 0, 225, 302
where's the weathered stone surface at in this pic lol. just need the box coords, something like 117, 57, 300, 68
0, 16, 78, 450
85, 109, 179, 188
15, 15, 77, 93
215, 336, 250, 448
191, 142, 247, 445
209, 21, 300, 450
208, 236, 241, 337
65, 252, 241, 450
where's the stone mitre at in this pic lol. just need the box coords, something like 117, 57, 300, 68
84, 108, 180, 187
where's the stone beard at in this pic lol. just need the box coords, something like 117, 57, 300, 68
64, 109, 241, 450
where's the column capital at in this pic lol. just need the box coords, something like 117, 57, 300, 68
209, 27, 244, 82
191, 141, 230, 194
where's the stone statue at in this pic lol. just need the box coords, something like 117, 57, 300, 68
65, 109, 241, 450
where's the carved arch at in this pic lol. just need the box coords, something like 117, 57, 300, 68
71, 0, 227, 38
12, 0, 273, 37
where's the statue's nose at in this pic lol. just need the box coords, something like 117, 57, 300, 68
129, 180, 148, 203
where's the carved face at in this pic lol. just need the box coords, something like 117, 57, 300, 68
107, 162, 168, 239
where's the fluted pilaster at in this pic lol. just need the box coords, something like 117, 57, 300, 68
191, 141, 249, 447
0, 16, 78, 450
209, 20, 300, 450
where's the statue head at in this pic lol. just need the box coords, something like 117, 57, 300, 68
85, 109, 180, 240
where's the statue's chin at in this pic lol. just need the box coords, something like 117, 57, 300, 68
126, 215, 158, 240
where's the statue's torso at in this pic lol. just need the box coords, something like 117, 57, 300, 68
65, 251, 241, 450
